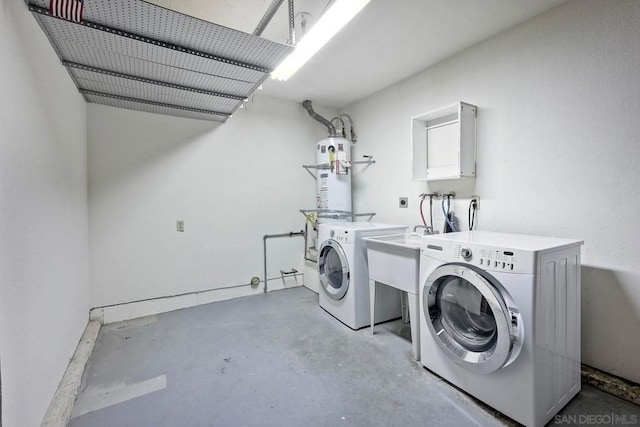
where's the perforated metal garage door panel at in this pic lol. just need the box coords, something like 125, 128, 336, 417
69, 53, 256, 98
29, 0, 292, 69
34, 13, 266, 85
84, 92, 230, 122
70, 68, 241, 113
28, 0, 293, 121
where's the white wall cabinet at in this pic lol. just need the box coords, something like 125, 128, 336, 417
412, 102, 477, 181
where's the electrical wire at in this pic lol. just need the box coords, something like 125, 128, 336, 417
468, 200, 477, 231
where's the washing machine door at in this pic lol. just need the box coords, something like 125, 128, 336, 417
318, 240, 350, 300
423, 263, 522, 374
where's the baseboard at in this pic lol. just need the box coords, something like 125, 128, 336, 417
90, 278, 303, 325
40, 320, 101, 427
581, 364, 640, 406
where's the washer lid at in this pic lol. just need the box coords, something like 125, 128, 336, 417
423, 263, 523, 374
422, 231, 583, 253
328, 222, 408, 232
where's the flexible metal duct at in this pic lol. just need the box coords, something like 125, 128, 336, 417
302, 100, 337, 137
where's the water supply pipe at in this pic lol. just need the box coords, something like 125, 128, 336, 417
302, 100, 337, 137
338, 113, 358, 143
263, 230, 306, 293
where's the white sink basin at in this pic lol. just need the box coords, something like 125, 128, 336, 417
363, 233, 422, 293
364, 233, 422, 250
364, 232, 424, 360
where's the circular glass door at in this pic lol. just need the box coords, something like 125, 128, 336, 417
423, 263, 518, 374
318, 240, 349, 300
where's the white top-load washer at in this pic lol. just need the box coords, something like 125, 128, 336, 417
419, 231, 583, 427
318, 222, 408, 330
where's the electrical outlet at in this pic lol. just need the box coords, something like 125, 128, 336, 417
177, 220, 184, 232
399, 197, 408, 208
471, 195, 480, 209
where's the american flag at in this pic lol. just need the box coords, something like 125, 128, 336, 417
50, 0, 84, 23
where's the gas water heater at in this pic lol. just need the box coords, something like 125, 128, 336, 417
302, 100, 354, 217
302, 100, 360, 264
315, 137, 352, 213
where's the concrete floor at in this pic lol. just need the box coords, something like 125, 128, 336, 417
68, 287, 640, 427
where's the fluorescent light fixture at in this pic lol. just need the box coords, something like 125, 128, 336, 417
271, 0, 371, 81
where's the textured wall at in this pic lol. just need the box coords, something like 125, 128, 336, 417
346, 0, 640, 383
0, 1, 90, 425
87, 97, 331, 307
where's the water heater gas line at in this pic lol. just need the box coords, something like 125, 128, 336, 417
263, 231, 305, 293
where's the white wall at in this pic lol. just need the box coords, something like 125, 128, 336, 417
0, 1, 90, 425
88, 97, 331, 308
346, 0, 640, 383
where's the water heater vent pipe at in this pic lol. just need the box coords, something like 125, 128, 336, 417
302, 100, 337, 137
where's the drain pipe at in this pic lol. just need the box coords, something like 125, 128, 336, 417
263, 230, 306, 293
302, 100, 337, 137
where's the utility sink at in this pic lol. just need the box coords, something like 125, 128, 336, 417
363, 232, 423, 360
362, 233, 422, 293
365, 233, 422, 249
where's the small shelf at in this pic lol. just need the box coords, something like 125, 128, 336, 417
412, 102, 477, 181
28, 0, 294, 122
299, 210, 376, 221
352, 159, 376, 165
302, 157, 375, 179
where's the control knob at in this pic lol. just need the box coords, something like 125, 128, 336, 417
460, 247, 472, 259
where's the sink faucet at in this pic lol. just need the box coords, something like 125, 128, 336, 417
413, 225, 432, 235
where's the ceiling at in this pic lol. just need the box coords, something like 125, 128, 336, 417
262, 0, 569, 108
152, 0, 568, 109
31, 0, 568, 118
142, 0, 332, 44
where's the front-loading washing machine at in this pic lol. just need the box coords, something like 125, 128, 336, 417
318, 222, 408, 329
419, 231, 583, 427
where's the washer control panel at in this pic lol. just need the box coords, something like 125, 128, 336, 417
478, 249, 516, 271
329, 229, 353, 244
454, 244, 519, 271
